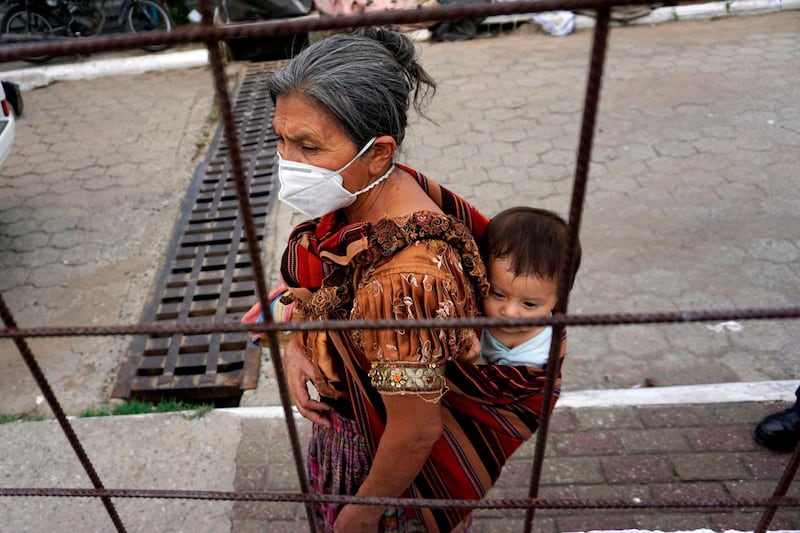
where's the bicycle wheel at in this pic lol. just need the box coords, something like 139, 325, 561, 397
1, 6, 55, 63
123, 0, 173, 52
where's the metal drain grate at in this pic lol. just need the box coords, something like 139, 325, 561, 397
112, 62, 283, 405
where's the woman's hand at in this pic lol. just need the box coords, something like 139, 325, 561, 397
283, 335, 331, 427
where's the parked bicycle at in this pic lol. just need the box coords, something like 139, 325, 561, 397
1, 0, 174, 63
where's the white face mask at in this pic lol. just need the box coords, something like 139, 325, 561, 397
277, 137, 394, 219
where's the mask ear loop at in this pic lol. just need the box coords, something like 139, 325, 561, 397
340, 136, 394, 196
334, 137, 378, 174
353, 163, 395, 196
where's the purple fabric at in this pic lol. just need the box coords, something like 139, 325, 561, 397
307, 409, 427, 532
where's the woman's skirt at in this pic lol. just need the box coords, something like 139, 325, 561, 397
307, 408, 428, 532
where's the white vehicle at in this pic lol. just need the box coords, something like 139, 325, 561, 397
0, 81, 17, 167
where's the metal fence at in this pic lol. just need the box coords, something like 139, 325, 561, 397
1, 1, 799, 532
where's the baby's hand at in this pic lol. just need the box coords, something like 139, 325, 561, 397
460, 334, 484, 364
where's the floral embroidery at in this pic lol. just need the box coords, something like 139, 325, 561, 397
400, 273, 419, 288
369, 361, 445, 393
392, 296, 415, 320
417, 339, 440, 361
436, 300, 456, 319
364, 279, 383, 297
304, 285, 352, 318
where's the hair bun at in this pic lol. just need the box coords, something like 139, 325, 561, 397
355, 27, 435, 116
357, 27, 415, 68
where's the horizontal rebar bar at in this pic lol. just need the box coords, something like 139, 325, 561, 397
1, 488, 798, 510
2, 306, 798, 339
1, 0, 695, 62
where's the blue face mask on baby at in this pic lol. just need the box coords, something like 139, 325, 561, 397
277, 137, 394, 219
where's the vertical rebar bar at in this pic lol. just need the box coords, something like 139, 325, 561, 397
193, 2, 317, 530
524, 6, 611, 532
755, 443, 800, 532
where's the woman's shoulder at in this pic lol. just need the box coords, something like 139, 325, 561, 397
374, 210, 477, 249
363, 210, 488, 289
364, 211, 479, 266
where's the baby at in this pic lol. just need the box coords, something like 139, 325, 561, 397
479, 206, 582, 367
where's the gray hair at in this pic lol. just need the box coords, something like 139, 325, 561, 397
265, 28, 436, 148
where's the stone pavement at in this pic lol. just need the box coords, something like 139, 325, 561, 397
1, 9, 799, 533
0, 66, 217, 414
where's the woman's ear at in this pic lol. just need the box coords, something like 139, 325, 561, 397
368, 135, 397, 175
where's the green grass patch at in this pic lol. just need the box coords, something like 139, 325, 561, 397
78, 399, 214, 419
78, 406, 112, 418
1, 400, 214, 425
195, 101, 220, 151
0, 413, 48, 425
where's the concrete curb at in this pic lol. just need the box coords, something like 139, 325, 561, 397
469, 0, 796, 31
557, 379, 799, 408
1, 48, 209, 91
58, 380, 800, 422
629, 0, 795, 23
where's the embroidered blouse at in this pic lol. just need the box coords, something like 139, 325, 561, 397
353, 239, 480, 396
288, 211, 486, 399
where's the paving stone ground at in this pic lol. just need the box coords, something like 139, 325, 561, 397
0, 68, 217, 414
229, 402, 800, 532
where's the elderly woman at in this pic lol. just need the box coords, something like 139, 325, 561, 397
262, 28, 559, 533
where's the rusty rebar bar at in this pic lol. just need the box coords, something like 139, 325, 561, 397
1, 0, 699, 63
756, 443, 800, 532
194, 0, 317, 528
0, 0, 797, 529
524, 5, 611, 531
1, 487, 798, 510
3, 306, 799, 339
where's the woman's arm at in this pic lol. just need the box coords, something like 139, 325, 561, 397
335, 241, 482, 531
334, 393, 443, 533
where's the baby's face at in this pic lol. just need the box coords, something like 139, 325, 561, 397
483, 257, 558, 349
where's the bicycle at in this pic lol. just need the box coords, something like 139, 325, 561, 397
1, 0, 174, 63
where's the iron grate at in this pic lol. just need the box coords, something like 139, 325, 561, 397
111, 62, 284, 405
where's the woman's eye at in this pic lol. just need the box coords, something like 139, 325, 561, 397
302, 145, 318, 153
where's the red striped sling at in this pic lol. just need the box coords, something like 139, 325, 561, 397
329, 331, 564, 532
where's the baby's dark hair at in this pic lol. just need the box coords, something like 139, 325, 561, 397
482, 206, 582, 291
